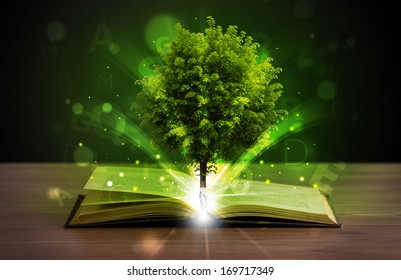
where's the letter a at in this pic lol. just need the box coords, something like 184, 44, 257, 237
88, 22, 113, 53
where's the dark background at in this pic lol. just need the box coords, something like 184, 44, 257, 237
2, 0, 398, 163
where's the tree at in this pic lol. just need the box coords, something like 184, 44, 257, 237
135, 16, 286, 190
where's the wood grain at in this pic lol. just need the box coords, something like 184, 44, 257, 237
0, 163, 400, 259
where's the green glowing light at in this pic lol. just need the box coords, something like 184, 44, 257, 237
108, 42, 120, 54
259, 160, 264, 164
102, 103, 113, 113
313, 183, 319, 189
317, 80, 337, 101
46, 21, 65, 42
289, 126, 295, 131
138, 56, 162, 77
144, 14, 178, 51
212, 101, 333, 186
299, 176, 305, 182
155, 154, 161, 159
65, 98, 71, 105
132, 186, 138, 192
73, 146, 93, 167
346, 37, 357, 47
72, 103, 83, 115
159, 176, 165, 181
156, 36, 171, 53
78, 142, 83, 147
306, 162, 310, 166
119, 172, 124, 177
328, 41, 340, 52
107, 181, 113, 187
303, 58, 314, 68
135, 160, 140, 165
265, 179, 271, 184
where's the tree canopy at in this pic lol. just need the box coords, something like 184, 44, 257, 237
135, 16, 286, 188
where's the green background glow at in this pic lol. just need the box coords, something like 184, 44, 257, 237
3, 0, 398, 164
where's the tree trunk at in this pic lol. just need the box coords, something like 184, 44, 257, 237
200, 160, 207, 189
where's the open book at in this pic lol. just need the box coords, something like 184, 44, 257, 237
65, 165, 341, 227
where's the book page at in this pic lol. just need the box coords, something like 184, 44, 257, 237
209, 180, 337, 223
81, 190, 184, 205
83, 166, 196, 200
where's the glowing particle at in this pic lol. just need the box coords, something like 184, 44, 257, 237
270, 164, 275, 168
132, 186, 138, 192
108, 42, 120, 54
143, 177, 147, 180
104, 128, 107, 131
46, 21, 66, 42
135, 160, 140, 165
106, 181, 113, 187
102, 102, 113, 113
293, 187, 297, 190
275, 47, 279, 50
121, 142, 125, 145
78, 142, 83, 147
159, 176, 165, 182
278, 171, 282, 174
65, 98, 71, 105
155, 154, 161, 159
287, 147, 290, 150
306, 162, 310, 166
90, 176, 94, 179
295, 113, 300, 117
259, 160, 264, 164
265, 179, 271, 184
88, 96, 91, 99
317, 80, 337, 101
107, 66, 110, 69
299, 176, 305, 182
328, 41, 339, 52
289, 126, 295, 131
119, 172, 124, 177
313, 183, 319, 189
72, 103, 83, 115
